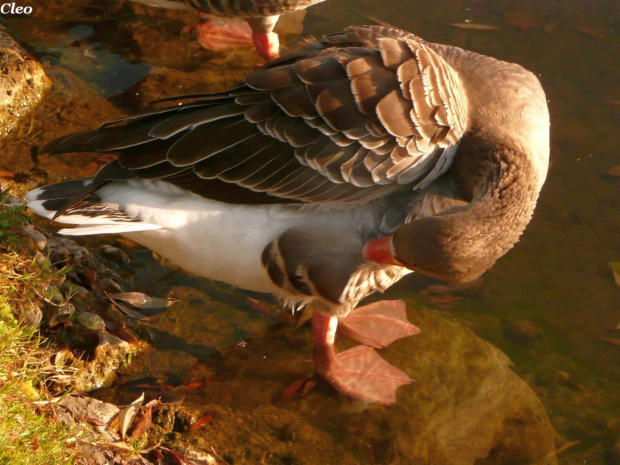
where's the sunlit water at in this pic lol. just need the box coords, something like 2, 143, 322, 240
1, 0, 619, 463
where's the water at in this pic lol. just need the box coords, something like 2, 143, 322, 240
1, 0, 618, 463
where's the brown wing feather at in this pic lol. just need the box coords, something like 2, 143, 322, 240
43, 25, 469, 205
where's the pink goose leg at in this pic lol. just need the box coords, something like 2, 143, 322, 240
183, 14, 280, 61
312, 310, 415, 405
183, 15, 254, 52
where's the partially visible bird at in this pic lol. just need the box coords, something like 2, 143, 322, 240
130, 0, 327, 61
26, 26, 550, 404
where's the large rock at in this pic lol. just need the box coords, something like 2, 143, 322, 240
0, 25, 50, 138
159, 302, 558, 465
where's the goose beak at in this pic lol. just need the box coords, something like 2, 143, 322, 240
362, 236, 404, 266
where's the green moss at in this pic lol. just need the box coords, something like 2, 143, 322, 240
0, 193, 76, 464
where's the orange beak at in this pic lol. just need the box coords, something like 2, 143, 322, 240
362, 236, 403, 266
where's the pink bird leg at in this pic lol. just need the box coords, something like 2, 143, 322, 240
311, 304, 418, 405
184, 16, 254, 52
183, 15, 280, 61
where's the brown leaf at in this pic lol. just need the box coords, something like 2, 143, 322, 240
183, 381, 203, 391
447, 22, 500, 30
134, 383, 174, 392
85, 417, 108, 426
610, 262, 620, 286
555, 439, 580, 454
109, 297, 153, 321
118, 393, 144, 440
428, 295, 463, 305
103, 441, 134, 452
160, 447, 187, 465
570, 25, 605, 39
210, 447, 230, 464
108, 324, 140, 345
301, 379, 317, 397
189, 413, 213, 431
246, 297, 278, 317
0, 169, 15, 179
598, 337, 620, 347
607, 166, 620, 176
280, 379, 306, 400
109, 291, 174, 309
130, 407, 152, 439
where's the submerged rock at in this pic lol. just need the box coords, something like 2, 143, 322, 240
162, 303, 558, 465
76, 332, 141, 391
46, 302, 75, 328
75, 311, 106, 332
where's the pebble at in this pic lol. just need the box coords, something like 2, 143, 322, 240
97, 278, 123, 294
98, 245, 129, 265
48, 302, 75, 327
33, 251, 47, 266
75, 312, 106, 332
23, 301, 42, 326
501, 317, 542, 344
22, 224, 46, 250
46, 284, 64, 305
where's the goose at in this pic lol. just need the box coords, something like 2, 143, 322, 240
130, 0, 328, 61
26, 25, 549, 404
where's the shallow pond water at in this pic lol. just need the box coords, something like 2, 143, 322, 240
1, 0, 619, 463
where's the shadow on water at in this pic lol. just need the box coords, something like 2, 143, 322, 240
1, 0, 619, 463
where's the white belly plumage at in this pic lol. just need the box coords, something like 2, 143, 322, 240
62, 180, 369, 295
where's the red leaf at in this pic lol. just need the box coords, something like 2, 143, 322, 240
246, 297, 278, 317
183, 381, 203, 391
570, 25, 605, 39
0, 169, 15, 180
131, 407, 153, 439
301, 379, 317, 396
134, 383, 174, 391
189, 413, 213, 431
280, 379, 306, 400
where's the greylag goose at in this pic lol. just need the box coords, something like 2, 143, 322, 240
26, 25, 549, 404
132, 0, 327, 61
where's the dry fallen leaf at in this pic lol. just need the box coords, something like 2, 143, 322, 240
189, 413, 213, 431
117, 392, 144, 440
103, 441, 134, 452
447, 23, 500, 30
246, 297, 278, 317
607, 166, 620, 176
428, 294, 463, 305
301, 379, 318, 396
280, 379, 306, 400
610, 262, 620, 286
109, 291, 175, 309
555, 439, 580, 455
570, 25, 605, 39
130, 407, 152, 439
598, 337, 620, 347
183, 381, 204, 391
